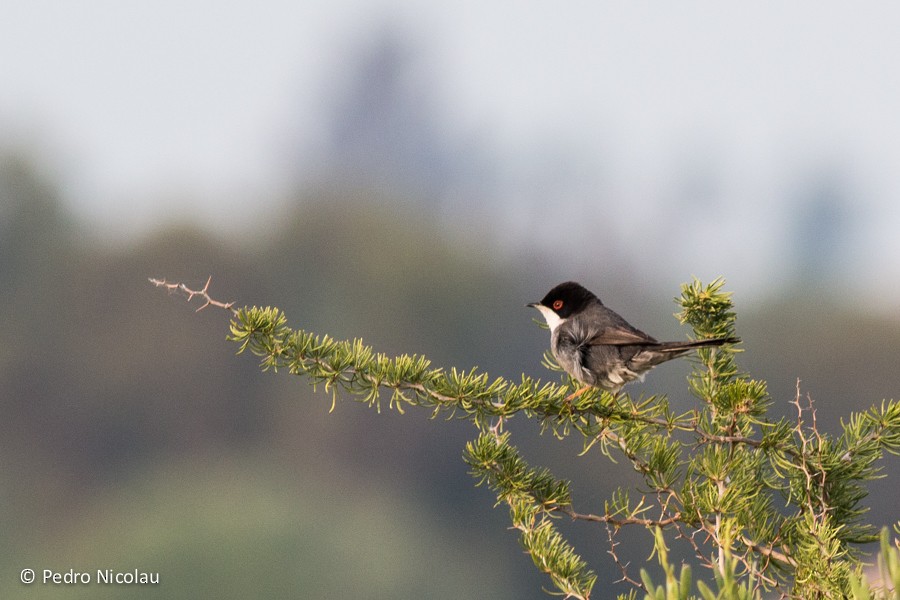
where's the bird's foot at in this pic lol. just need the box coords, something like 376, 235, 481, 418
564, 385, 591, 407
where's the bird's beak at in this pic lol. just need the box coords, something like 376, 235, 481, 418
526, 302, 539, 308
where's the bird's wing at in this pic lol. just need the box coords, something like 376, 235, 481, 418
573, 304, 659, 347
560, 305, 658, 349
585, 326, 658, 346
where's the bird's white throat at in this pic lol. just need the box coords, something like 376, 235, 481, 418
533, 305, 565, 332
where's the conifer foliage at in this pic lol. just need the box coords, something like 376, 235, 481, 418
152, 277, 900, 599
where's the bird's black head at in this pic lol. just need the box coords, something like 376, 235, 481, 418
529, 281, 600, 319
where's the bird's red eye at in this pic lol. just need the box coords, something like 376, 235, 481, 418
552, 300, 564, 310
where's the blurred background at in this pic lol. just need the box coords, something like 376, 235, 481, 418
2, 2, 900, 597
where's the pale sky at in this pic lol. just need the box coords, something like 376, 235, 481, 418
3, 1, 900, 308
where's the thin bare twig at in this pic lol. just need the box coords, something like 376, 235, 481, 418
558, 505, 681, 528
604, 523, 645, 590
149, 276, 238, 315
739, 534, 795, 568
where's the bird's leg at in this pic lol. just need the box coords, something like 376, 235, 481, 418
564, 385, 591, 404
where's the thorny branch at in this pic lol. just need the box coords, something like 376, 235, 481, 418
559, 505, 682, 528
148, 277, 795, 513
149, 277, 787, 456
149, 276, 238, 315
151, 276, 893, 598
605, 523, 645, 590
792, 381, 830, 523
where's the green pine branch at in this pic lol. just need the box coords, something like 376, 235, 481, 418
151, 276, 900, 600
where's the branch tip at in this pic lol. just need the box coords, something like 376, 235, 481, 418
149, 276, 238, 315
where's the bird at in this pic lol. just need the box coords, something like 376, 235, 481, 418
527, 281, 739, 396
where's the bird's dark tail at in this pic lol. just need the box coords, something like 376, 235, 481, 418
655, 337, 740, 354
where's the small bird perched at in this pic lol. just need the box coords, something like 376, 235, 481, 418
528, 281, 740, 395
